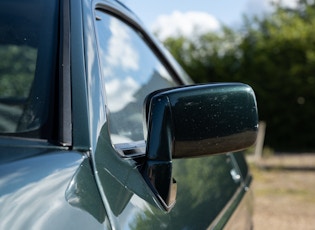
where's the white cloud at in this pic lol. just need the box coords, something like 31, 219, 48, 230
152, 11, 220, 40
273, 0, 300, 8
105, 76, 140, 112
244, 0, 300, 17
245, 0, 272, 17
107, 18, 139, 71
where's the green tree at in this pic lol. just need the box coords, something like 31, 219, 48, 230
161, 2, 315, 151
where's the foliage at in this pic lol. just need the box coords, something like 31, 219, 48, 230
0, 45, 36, 98
162, 1, 315, 151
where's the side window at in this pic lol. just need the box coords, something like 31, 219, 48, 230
0, 45, 36, 133
95, 10, 178, 146
0, 0, 59, 137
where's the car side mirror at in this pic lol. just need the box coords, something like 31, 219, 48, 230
141, 83, 258, 211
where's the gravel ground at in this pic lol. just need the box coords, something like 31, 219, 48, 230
248, 154, 315, 230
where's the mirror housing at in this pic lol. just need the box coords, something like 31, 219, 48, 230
142, 83, 258, 211
145, 83, 258, 159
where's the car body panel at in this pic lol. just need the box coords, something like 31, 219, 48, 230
0, 139, 109, 229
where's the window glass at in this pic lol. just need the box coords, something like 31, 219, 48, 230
95, 10, 177, 145
0, 0, 58, 136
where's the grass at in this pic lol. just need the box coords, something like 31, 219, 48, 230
247, 153, 315, 230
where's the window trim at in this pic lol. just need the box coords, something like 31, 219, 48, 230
58, 0, 72, 146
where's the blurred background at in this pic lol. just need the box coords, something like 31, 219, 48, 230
122, 0, 315, 152
121, 0, 315, 229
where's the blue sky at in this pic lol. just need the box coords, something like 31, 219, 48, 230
121, 0, 298, 39
124, 0, 253, 27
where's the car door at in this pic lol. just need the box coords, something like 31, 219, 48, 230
80, 0, 254, 229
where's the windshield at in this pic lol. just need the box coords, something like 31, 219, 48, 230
0, 0, 59, 137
